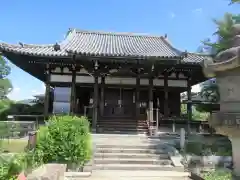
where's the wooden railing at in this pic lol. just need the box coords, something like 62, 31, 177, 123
146, 108, 214, 135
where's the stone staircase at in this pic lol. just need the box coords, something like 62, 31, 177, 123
97, 118, 148, 134
92, 134, 188, 178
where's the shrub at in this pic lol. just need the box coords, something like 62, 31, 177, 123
32, 115, 91, 170
0, 153, 27, 180
202, 169, 232, 180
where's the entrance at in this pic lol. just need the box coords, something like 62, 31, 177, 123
104, 88, 134, 118
76, 87, 91, 115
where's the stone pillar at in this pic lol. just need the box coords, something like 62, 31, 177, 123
148, 76, 153, 122
164, 73, 169, 117
28, 131, 37, 150
135, 72, 140, 119
230, 137, 240, 177
70, 66, 76, 115
202, 22, 240, 178
187, 77, 192, 133
44, 64, 50, 119
100, 76, 105, 116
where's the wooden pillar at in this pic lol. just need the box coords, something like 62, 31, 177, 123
164, 72, 169, 117
92, 61, 99, 131
135, 72, 140, 118
70, 65, 76, 115
100, 76, 105, 116
148, 76, 153, 122
44, 64, 50, 119
187, 77, 192, 133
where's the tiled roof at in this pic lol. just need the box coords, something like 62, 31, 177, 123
182, 53, 211, 63
0, 29, 210, 63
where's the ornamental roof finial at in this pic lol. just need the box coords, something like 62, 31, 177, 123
19, 42, 24, 47
184, 50, 188, 57
53, 43, 61, 51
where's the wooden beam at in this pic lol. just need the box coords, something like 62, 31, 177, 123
187, 76, 192, 133
164, 72, 169, 117
135, 68, 140, 118
44, 64, 50, 119
100, 76, 105, 116
92, 60, 99, 132
148, 64, 154, 122
70, 65, 76, 114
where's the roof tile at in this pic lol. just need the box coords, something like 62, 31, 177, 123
0, 29, 210, 63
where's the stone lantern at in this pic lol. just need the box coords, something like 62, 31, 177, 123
203, 23, 240, 177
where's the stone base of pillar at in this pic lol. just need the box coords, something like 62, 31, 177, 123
91, 128, 96, 133
230, 137, 240, 177
232, 174, 240, 180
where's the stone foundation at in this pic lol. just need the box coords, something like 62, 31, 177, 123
27, 164, 67, 180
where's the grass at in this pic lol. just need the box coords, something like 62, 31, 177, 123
1, 139, 28, 153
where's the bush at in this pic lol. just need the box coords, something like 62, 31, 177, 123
0, 153, 27, 180
183, 135, 232, 156
32, 115, 92, 170
202, 169, 232, 180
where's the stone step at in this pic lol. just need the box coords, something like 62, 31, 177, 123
94, 152, 169, 159
94, 158, 172, 165
94, 140, 162, 146
98, 120, 146, 124
91, 170, 190, 179
98, 124, 147, 129
93, 164, 184, 171
98, 127, 147, 132
96, 147, 166, 154
96, 131, 148, 135
99, 119, 140, 121
95, 144, 166, 149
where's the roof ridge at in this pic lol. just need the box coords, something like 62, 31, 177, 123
160, 37, 185, 56
72, 28, 165, 38
0, 41, 54, 48
187, 52, 212, 56
19, 43, 53, 48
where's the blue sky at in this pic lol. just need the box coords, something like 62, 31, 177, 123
0, 0, 238, 100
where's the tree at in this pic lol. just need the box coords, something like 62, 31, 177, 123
195, 80, 220, 113
197, 12, 237, 112
0, 56, 12, 98
203, 13, 235, 55
230, 0, 240, 4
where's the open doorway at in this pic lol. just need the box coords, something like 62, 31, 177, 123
75, 86, 92, 115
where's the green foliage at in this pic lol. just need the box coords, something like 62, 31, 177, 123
185, 140, 232, 156
32, 115, 92, 169
202, 170, 231, 180
200, 83, 220, 103
0, 154, 27, 180
203, 13, 235, 55
195, 81, 220, 113
0, 56, 12, 97
230, 0, 240, 4
181, 104, 209, 121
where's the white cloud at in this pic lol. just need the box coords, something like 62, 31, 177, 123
7, 87, 21, 100
192, 8, 203, 14
41, 83, 46, 91
169, 12, 176, 18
